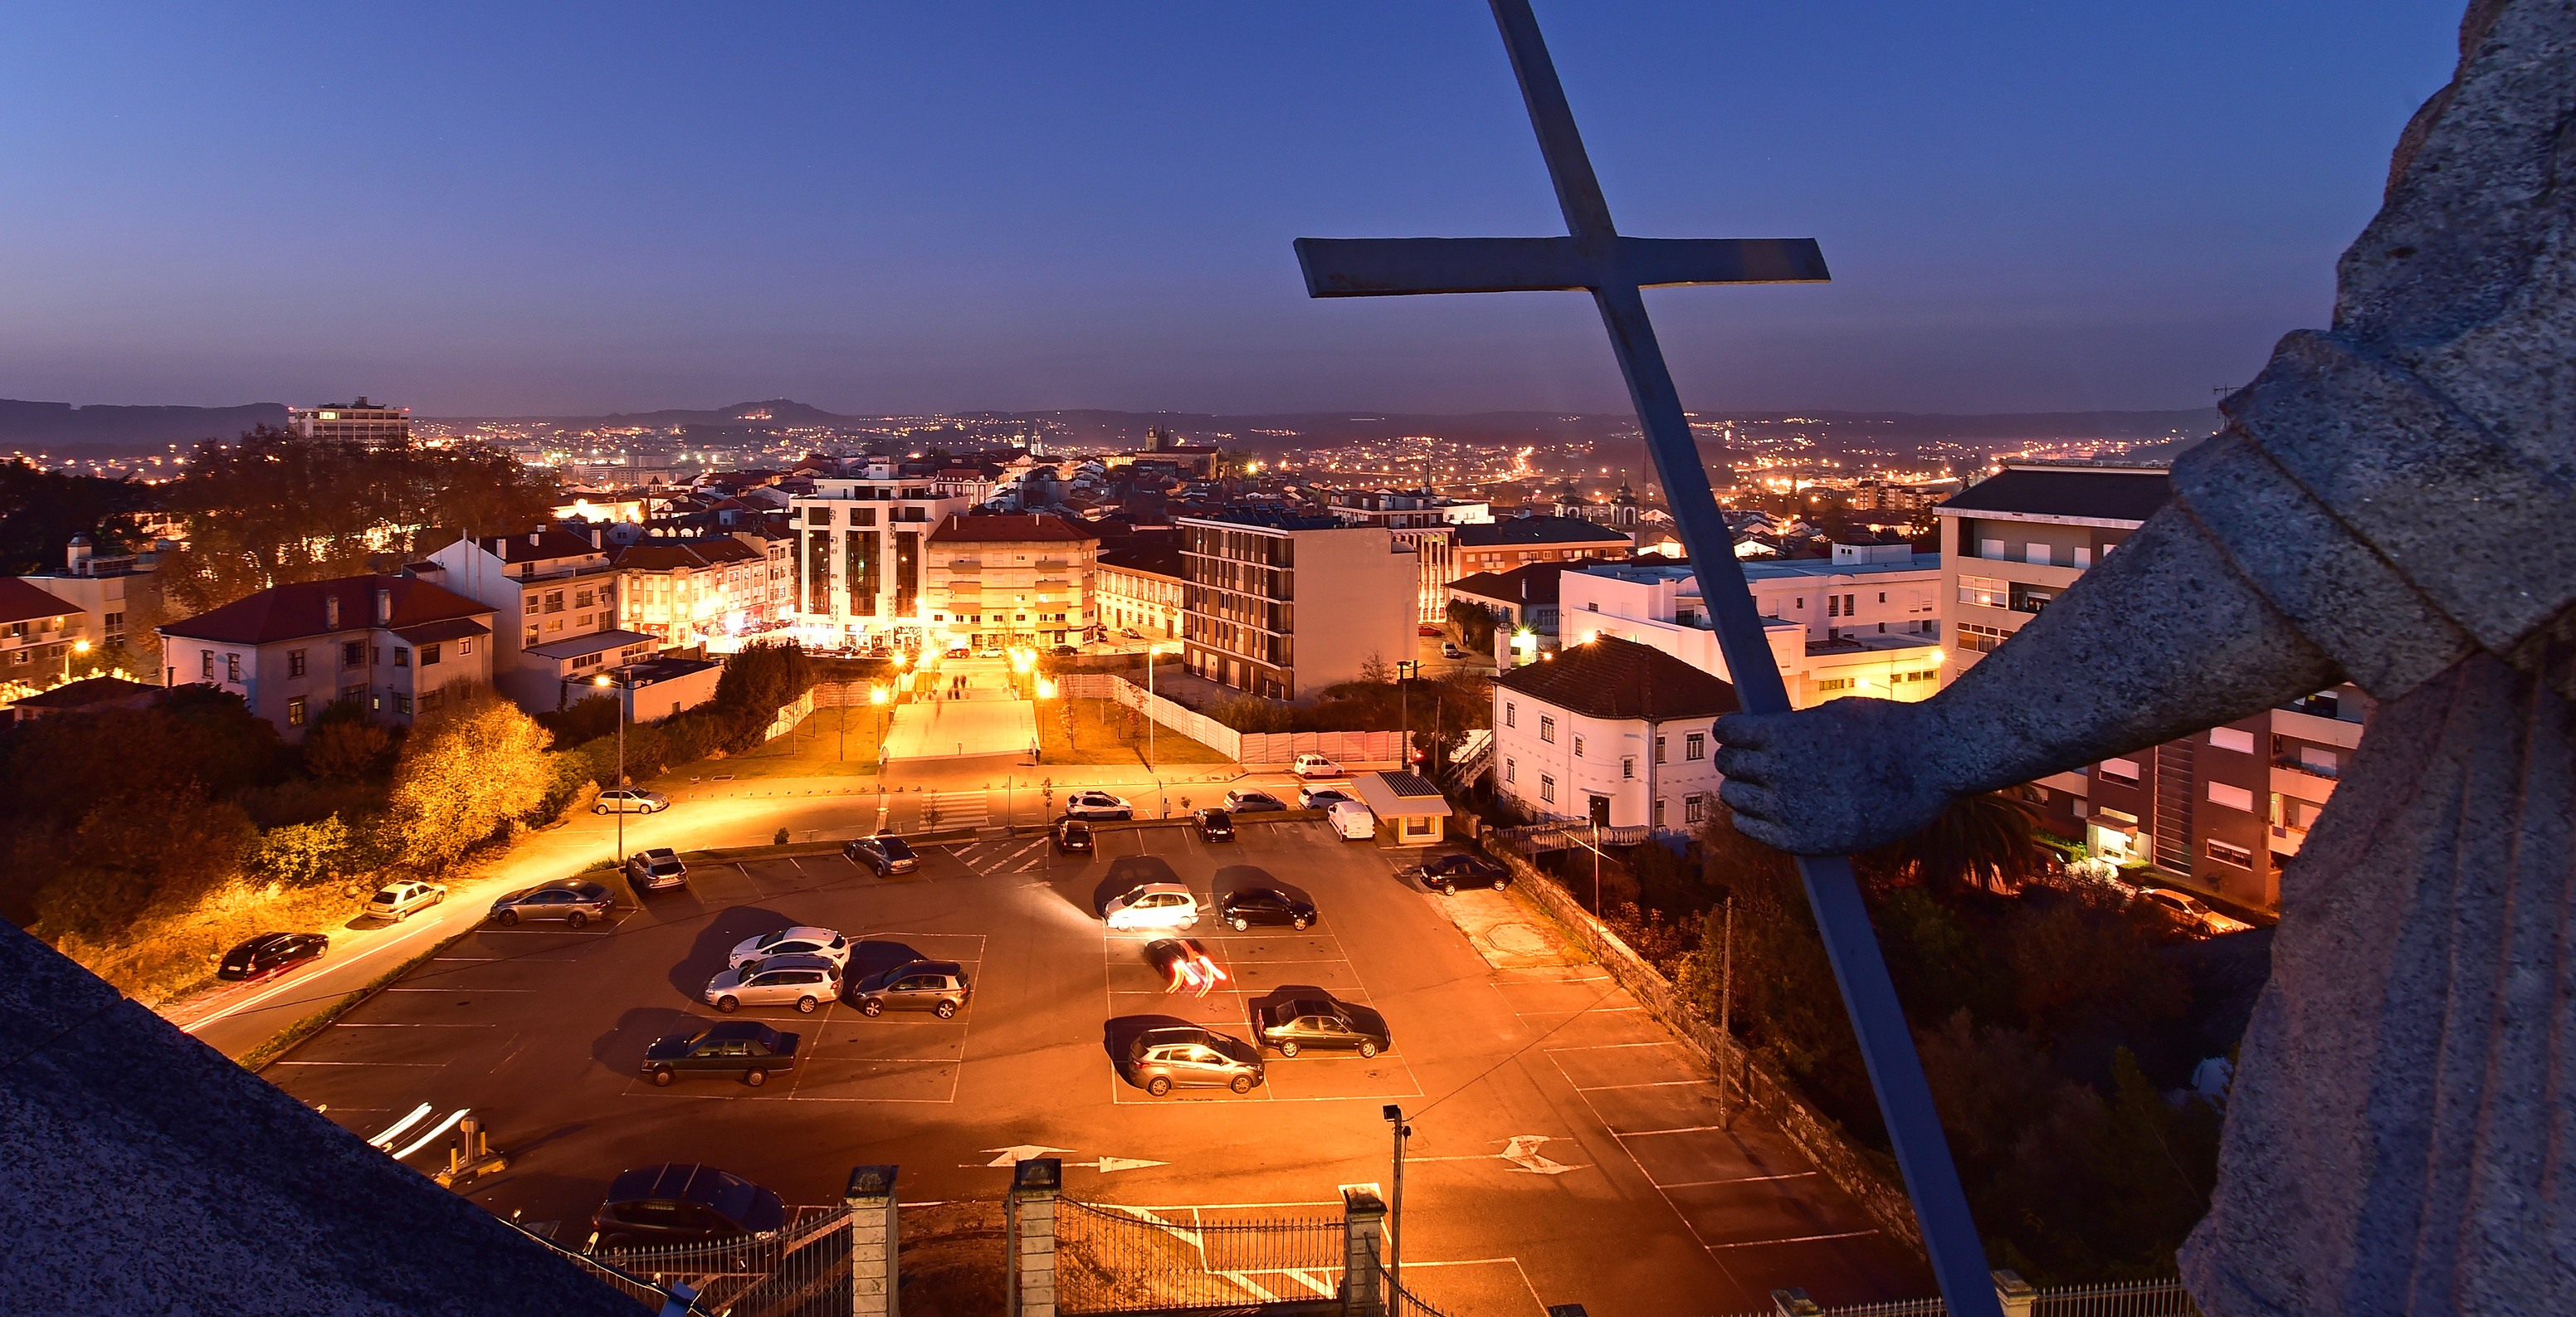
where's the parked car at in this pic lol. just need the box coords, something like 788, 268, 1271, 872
1291, 753, 1343, 778
364, 880, 447, 922
1120, 627, 1144, 639
1410, 853, 1511, 895
726, 925, 851, 970
851, 958, 972, 1018
2141, 887, 2224, 934
216, 932, 327, 981
1064, 789, 1134, 822
944, 646, 970, 659
1050, 644, 1078, 656
593, 1163, 787, 1249
1257, 995, 1391, 1058
1441, 643, 1466, 660
594, 788, 671, 815
1104, 881, 1201, 930
490, 879, 617, 927
1297, 785, 1354, 810
1195, 807, 1235, 842
704, 953, 842, 1014
1119, 1024, 1266, 1096
1218, 886, 1316, 931
1329, 799, 1376, 840
1417, 625, 1442, 637
844, 833, 919, 876
1053, 817, 1095, 855
626, 847, 687, 890
640, 1021, 802, 1087
1223, 788, 1286, 812
1147, 937, 1228, 994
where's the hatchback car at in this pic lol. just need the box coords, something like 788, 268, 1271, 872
594, 788, 671, 815
1195, 808, 1235, 842
1223, 789, 1287, 812
1218, 887, 1316, 932
1053, 818, 1095, 855
704, 953, 842, 1014
1050, 644, 1078, 656
1257, 995, 1392, 1058
1064, 789, 1134, 822
2142, 888, 2222, 934
640, 1021, 802, 1087
216, 932, 328, 981
1412, 853, 1511, 895
1104, 881, 1201, 930
490, 879, 617, 928
626, 847, 687, 890
726, 925, 851, 970
593, 1163, 786, 1250
1296, 785, 1354, 810
1417, 625, 1442, 638
844, 833, 919, 876
1120, 1025, 1265, 1096
1291, 753, 1343, 778
1441, 643, 1466, 659
363, 880, 446, 922
851, 958, 972, 1018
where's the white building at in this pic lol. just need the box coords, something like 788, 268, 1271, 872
289, 398, 411, 448
922, 513, 1100, 650
1178, 512, 1415, 700
422, 528, 656, 712
1490, 635, 1735, 834
1096, 544, 1185, 641
156, 575, 496, 741
789, 464, 979, 649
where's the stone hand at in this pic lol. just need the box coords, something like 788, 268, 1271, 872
1714, 696, 1955, 857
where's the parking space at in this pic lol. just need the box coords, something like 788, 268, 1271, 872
1100, 925, 1423, 1107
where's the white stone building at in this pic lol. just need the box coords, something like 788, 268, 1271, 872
1490, 636, 1736, 834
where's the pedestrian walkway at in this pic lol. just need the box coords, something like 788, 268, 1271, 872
884, 693, 1037, 759
918, 790, 989, 830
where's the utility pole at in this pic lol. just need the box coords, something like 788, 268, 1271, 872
594, 672, 627, 871
1719, 895, 1734, 1117
1383, 1104, 1411, 1298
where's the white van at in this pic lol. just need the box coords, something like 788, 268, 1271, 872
1328, 799, 1376, 841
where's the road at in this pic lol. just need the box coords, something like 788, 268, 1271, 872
256, 820, 1930, 1316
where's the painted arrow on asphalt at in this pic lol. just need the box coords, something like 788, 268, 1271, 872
1073, 1156, 1169, 1173
979, 1145, 1076, 1167
964, 1148, 1169, 1173
1500, 1134, 1584, 1175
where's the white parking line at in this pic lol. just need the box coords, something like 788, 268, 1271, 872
1575, 1080, 1705, 1092
1544, 1041, 1681, 1051
1609, 1124, 1730, 1138
266, 1060, 444, 1066
382, 987, 536, 993
1705, 1230, 1876, 1250
1656, 1172, 1818, 1189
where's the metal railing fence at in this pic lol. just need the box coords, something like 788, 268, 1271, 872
1054, 1197, 1347, 1314
1723, 1279, 2200, 1317
516, 1206, 856, 1317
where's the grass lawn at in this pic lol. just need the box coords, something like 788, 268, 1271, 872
1036, 694, 1234, 766
676, 705, 888, 780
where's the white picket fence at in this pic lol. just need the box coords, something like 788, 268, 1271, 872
1051, 674, 1402, 768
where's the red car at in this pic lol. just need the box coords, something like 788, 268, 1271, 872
1417, 625, 1442, 637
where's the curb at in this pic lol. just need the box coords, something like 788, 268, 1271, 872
238, 926, 474, 1072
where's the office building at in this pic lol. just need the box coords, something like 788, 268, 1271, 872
1177, 511, 1415, 699
288, 398, 412, 448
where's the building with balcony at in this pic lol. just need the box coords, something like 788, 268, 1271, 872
789, 466, 979, 650
0, 577, 86, 696
16, 534, 163, 667
288, 397, 411, 448
422, 527, 642, 713
923, 513, 1100, 650
1097, 544, 1185, 641
609, 536, 769, 648
155, 575, 495, 741
1490, 635, 1738, 833
1177, 512, 1415, 700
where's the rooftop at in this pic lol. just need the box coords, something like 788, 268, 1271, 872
1939, 463, 2174, 524
1097, 544, 1186, 578
1495, 634, 1741, 722
610, 538, 764, 572
929, 512, 1098, 544
0, 577, 83, 626
160, 575, 493, 646
1454, 516, 1632, 548
1178, 510, 1345, 532
1449, 561, 1586, 607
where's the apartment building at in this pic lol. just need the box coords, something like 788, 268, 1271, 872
1552, 547, 1944, 707
789, 465, 978, 649
1096, 544, 1185, 641
1936, 461, 2363, 912
923, 513, 1100, 650
0, 578, 85, 693
288, 398, 411, 448
1177, 512, 1415, 700
156, 575, 495, 741
15, 534, 163, 666
1452, 517, 1633, 576
1490, 635, 1737, 833
1324, 489, 1495, 622
610, 536, 769, 647
423, 528, 655, 712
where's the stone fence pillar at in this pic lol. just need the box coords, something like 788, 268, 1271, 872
1341, 1183, 1387, 1317
1009, 1158, 1062, 1317
846, 1165, 898, 1317
1991, 1270, 2036, 1317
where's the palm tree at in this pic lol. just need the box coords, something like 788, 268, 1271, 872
1866, 790, 2043, 895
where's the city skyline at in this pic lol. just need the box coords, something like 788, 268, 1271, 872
1, 2, 2459, 417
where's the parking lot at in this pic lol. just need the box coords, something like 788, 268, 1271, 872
271, 819, 1929, 1316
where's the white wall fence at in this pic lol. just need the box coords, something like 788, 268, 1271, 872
1052, 674, 1402, 768
763, 688, 816, 743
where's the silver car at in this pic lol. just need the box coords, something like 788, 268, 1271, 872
705, 953, 842, 1014
595, 788, 671, 814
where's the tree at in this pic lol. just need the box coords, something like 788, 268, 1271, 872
386, 685, 554, 873
1861, 788, 2045, 895
1356, 651, 1393, 684
0, 458, 159, 575
247, 815, 355, 888
303, 715, 394, 780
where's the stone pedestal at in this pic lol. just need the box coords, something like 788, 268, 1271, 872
845, 1165, 898, 1317
1009, 1158, 1061, 1317
1340, 1183, 1387, 1317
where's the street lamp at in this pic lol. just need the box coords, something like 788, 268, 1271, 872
1382, 1104, 1411, 1297
593, 672, 627, 871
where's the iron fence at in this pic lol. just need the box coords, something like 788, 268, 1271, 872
1368, 1241, 1461, 1317
521, 1206, 855, 1317
1054, 1197, 1347, 1314
1721, 1279, 2200, 1317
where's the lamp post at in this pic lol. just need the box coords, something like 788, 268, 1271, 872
593, 672, 627, 871
1382, 1104, 1411, 1298
869, 683, 888, 761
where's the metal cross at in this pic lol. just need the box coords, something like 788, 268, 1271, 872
1294, 4, 1998, 1312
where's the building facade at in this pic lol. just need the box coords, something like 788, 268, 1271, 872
1324, 490, 1494, 622
1490, 636, 1737, 834
789, 466, 978, 650
922, 513, 1100, 650
1452, 516, 1634, 577
0, 578, 85, 695
156, 575, 495, 741
1095, 544, 1185, 641
1177, 512, 1415, 700
423, 528, 652, 712
609, 536, 770, 648
17, 534, 161, 666
289, 398, 412, 448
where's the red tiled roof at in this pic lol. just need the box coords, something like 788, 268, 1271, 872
610, 538, 765, 573
928, 513, 1098, 544
160, 575, 495, 646
0, 578, 83, 627
1492, 634, 1739, 722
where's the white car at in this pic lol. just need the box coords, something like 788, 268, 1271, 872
728, 925, 852, 970
1064, 790, 1134, 822
1104, 882, 1201, 931
595, 788, 671, 814
1297, 785, 1355, 810
1291, 754, 1342, 778
364, 880, 447, 922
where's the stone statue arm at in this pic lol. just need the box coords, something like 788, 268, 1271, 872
1714, 505, 2345, 856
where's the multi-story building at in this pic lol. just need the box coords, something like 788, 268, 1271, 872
1178, 512, 1414, 700
1552, 548, 1944, 708
156, 575, 495, 741
0, 577, 86, 695
1096, 545, 1186, 641
923, 513, 1100, 651
1324, 489, 1495, 622
289, 398, 411, 448
1452, 516, 1633, 578
1936, 461, 2362, 913
422, 528, 656, 712
609, 536, 769, 648
16, 534, 163, 666
1490, 635, 1737, 834
789, 466, 978, 650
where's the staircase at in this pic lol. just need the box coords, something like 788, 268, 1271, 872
1447, 728, 1494, 787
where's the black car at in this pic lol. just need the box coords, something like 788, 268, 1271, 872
845, 833, 919, 876
640, 1021, 803, 1087
1413, 853, 1510, 895
1256, 995, 1392, 1058
851, 958, 973, 1018
1053, 817, 1095, 855
1195, 808, 1235, 842
1050, 644, 1078, 656
216, 932, 328, 981
1147, 937, 1228, 995
593, 1163, 788, 1249
1218, 887, 1315, 931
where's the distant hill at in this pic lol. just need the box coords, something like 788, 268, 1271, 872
0, 399, 289, 451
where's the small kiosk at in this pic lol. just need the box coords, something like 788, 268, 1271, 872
1350, 771, 1452, 846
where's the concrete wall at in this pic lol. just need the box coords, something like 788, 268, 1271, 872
1289, 534, 1414, 694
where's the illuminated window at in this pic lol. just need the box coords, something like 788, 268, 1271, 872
1956, 576, 2008, 608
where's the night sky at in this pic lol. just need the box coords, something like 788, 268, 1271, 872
0, 2, 2461, 417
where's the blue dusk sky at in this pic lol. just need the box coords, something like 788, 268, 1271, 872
0, 2, 2463, 417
